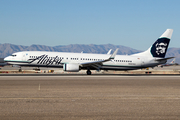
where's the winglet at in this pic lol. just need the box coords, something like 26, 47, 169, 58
109, 48, 118, 59
107, 49, 112, 55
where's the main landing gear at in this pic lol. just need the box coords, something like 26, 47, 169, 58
19, 67, 22, 72
86, 69, 92, 75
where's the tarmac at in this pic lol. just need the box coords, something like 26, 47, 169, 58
1, 65, 180, 74
0, 75, 180, 120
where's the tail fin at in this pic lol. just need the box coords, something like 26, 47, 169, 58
150, 29, 173, 58
132, 29, 173, 58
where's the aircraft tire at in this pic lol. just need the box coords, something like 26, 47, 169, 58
86, 70, 91, 75
19, 69, 22, 72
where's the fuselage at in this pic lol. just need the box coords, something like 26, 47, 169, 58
4, 51, 165, 71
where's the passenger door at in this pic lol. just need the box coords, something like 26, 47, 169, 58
22, 53, 28, 61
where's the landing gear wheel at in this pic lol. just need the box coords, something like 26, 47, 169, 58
19, 68, 22, 72
86, 70, 92, 75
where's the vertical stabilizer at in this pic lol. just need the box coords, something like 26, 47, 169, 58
150, 29, 173, 58
132, 29, 173, 58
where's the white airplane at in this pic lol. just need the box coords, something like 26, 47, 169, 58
4, 29, 174, 75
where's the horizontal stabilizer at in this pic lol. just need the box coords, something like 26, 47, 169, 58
155, 57, 175, 61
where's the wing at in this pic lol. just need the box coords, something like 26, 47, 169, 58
80, 49, 119, 70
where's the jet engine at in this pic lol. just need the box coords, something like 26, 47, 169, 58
63, 63, 80, 72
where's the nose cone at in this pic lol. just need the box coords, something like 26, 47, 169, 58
4, 56, 10, 62
4, 56, 13, 65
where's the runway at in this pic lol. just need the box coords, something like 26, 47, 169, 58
0, 76, 180, 120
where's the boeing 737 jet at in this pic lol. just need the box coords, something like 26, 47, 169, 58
4, 29, 174, 75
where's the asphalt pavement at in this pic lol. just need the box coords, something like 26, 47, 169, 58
0, 76, 180, 120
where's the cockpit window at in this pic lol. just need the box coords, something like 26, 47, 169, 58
11, 54, 17, 57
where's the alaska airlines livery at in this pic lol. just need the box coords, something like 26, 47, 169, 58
4, 29, 174, 75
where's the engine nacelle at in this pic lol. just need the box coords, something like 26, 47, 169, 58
63, 63, 80, 72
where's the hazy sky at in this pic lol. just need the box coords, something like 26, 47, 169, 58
1, 0, 180, 50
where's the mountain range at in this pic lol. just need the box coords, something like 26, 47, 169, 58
0, 43, 180, 63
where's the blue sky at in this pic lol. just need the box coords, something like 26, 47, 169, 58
0, 0, 180, 50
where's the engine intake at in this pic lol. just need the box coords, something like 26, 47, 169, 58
63, 63, 80, 72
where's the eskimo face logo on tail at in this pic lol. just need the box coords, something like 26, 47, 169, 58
155, 42, 167, 55
151, 38, 170, 58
